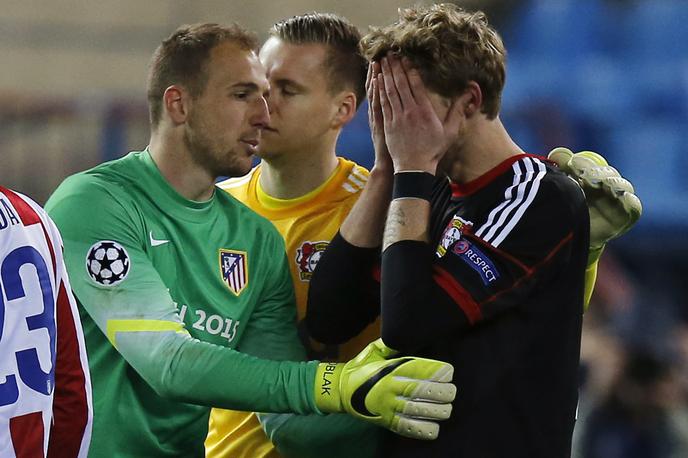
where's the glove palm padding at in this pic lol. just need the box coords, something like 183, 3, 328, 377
314, 339, 455, 440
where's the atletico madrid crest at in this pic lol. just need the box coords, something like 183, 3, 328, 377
219, 249, 248, 296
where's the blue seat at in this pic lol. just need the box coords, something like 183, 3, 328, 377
505, 0, 618, 60
566, 57, 639, 122
604, 120, 688, 226
620, 0, 688, 60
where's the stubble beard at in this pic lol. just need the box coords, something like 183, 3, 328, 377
184, 117, 251, 179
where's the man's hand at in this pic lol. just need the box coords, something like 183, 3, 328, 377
367, 61, 393, 174
314, 339, 456, 440
376, 53, 464, 174
548, 147, 642, 252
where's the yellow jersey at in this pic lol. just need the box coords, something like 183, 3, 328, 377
206, 157, 381, 458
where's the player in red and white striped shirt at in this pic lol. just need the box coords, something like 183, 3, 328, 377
0, 186, 92, 458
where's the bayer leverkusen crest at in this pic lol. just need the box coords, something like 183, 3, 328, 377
296, 241, 329, 281
219, 249, 248, 296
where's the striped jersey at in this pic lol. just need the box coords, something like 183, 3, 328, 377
384, 154, 590, 457
207, 157, 380, 458
0, 186, 92, 458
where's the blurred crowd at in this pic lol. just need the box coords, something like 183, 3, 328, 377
570, 249, 688, 458
495, 2, 688, 456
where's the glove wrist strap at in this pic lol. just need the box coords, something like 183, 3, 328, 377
314, 362, 344, 413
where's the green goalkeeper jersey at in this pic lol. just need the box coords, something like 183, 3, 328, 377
45, 149, 319, 457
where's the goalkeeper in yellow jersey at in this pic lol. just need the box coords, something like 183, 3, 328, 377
210, 14, 382, 458
209, 11, 641, 458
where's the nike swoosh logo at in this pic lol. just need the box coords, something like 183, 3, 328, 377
350, 358, 414, 417
149, 231, 170, 247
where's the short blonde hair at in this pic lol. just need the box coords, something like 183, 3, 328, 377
147, 23, 257, 128
270, 13, 367, 109
360, 4, 506, 118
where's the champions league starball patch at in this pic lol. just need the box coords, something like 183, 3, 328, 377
295, 241, 329, 281
219, 249, 248, 296
85, 240, 131, 286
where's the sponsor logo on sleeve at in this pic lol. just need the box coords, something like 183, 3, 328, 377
295, 241, 329, 281
85, 240, 131, 286
436, 216, 474, 257
451, 240, 500, 285
219, 249, 248, 296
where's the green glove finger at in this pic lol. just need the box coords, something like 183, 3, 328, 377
401, 399, 453, 420
391, 357, 454, 383
547, 147, 574, 171
375, 360, 455, 405
404, 379, 457, 404
576, 150, 609, 166
599, 177, 642, 227
578, 167, 620, 191
393, 416, 441, 440
617, 193, 643, 228
602, 176, 635, 195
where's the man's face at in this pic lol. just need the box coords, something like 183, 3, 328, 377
184, 41, 269, 178
258, 37, 343, 159
425, 88, 467, 175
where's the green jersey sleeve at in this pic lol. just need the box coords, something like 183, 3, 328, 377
46, 175, 319, 414
260, 412, 382, 458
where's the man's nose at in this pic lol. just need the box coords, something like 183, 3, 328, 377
251, 96, 270, 128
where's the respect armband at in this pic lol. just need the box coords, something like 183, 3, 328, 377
392, 171, 435, 201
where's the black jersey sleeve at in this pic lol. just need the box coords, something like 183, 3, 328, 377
306, 232, 381, 345
381, 167, 589, 353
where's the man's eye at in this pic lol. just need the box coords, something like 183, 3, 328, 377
282, 88, 297, 96
233, 92, 249, 99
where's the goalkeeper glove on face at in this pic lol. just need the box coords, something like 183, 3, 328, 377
313, 338, 455, 441
548, 147, 642, 259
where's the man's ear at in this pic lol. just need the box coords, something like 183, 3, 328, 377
331, 91, 357, 129
163, 85, 189, 125
462, 81, 483, 118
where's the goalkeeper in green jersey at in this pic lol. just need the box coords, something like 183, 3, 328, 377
44, 23, 456, 457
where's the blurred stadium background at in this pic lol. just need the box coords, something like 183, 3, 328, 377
2, 0, 686, 456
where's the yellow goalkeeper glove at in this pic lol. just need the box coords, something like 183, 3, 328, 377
548, 147, 642, 262
314, 338, 455, 440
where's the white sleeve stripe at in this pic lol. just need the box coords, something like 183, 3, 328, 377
342, 182, 358, 193
491, 158, 547, 247
475, 161, 527, 238
351, 167, 369, 181
475, 157, 547, 247
481, 159, 534, 243
347, 174, 366, 189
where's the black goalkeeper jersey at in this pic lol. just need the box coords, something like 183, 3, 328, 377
308, 154, 590, 458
